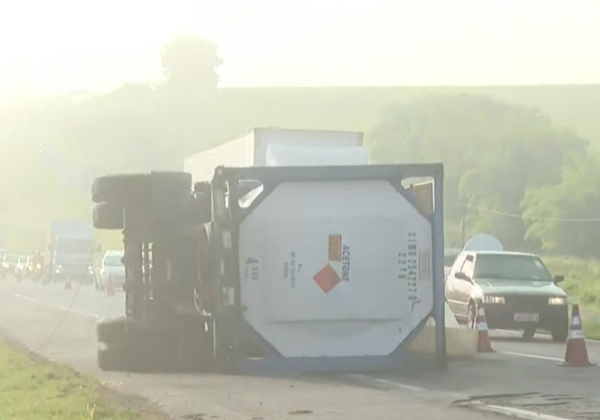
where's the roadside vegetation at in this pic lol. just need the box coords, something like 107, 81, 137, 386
545, 257, 600, 308
0, 339, 161, 420
543, 257, 600, 339
584, 321, 600, 340
2, 35, 600, 310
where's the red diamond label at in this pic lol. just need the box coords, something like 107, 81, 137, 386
313, 264, 341, 293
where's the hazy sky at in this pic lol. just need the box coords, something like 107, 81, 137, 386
0, 0, 598, 98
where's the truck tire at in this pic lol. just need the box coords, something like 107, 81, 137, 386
92, 173, 151, 204
97, 338, 157, 373
93, 202, 124, 230
97, 346, 130, 371
91, 172, 192, 204
97, 317, 128, 344
177, 321, 214, 372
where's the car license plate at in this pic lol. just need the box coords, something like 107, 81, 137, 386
514, 313, 539, 322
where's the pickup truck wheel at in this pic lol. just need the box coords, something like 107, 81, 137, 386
91, 172, 192, 204
522, 327, 536, 340
551, 325, 569, 343
467, 302, 477, 330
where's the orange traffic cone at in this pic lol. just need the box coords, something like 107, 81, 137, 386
561, 304, 595, 367
106, 275, 115, 297
65, 280, 72, 290
475, 306, 494, 353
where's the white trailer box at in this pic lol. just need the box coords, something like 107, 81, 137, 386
184, 128, 364, 183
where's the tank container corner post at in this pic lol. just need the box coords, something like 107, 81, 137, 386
432, 164, 447, 369
227, 174, 244, 366
210, 167, 242, 372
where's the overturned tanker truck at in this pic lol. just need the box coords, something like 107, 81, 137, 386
91, 128, 447, 374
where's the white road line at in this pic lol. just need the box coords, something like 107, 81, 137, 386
13, 293, 101, 320
500, 351, 563, 362
348, 374, 425, 391
464, 401, 573, 420
495, 329, 600, 344
535, 331, 600, 344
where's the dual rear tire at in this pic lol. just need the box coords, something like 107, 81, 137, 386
92, 172, 195, 231
96, 317, 213, 373
92, 172, 211, 231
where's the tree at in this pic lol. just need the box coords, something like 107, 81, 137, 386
157, 34, 224, 158
160, 34, 222, 91
366, 94, 588, 249
522, 153, 600, 257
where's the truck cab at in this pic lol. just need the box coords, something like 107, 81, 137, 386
50, 235, 95, 284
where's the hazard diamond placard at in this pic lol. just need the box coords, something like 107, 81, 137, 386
313, 263, 341, 293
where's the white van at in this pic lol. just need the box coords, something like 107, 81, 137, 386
96, 250, 125, 291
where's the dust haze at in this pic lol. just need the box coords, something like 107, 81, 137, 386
0, 2, 599, 420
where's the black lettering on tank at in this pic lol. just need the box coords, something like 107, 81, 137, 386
341, 245, 350, 282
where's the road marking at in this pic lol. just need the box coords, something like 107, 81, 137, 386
13, 293, 101, 320
348, 374, 425, 391
495, 328, 600, 344
500, 351, 563, 362
535, 331, 600, 344
462, 400, 573, 420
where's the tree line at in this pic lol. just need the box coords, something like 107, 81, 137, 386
0, 35, 598, 257
367, 94, 600, 256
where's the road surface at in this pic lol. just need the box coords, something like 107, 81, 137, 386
1, 278, 599, 420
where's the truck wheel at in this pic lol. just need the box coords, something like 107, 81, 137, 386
97, 329, 156, 372
522, 327, 536, 340
91, 172, 192, 204
174, 320, 214, 372
92, 173, 151, 204
97, 346, 130, 372
97, 318, 128, 344
93, 202, 124, 230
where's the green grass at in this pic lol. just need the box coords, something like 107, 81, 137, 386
584, 321, 600, 341
544, 256, 600, 307
0, 340, 162, 420
543, 256, 600, 340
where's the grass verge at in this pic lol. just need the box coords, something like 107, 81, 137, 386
544, 256, 600, 340
0, 338, 164, 420
584, 320, 600, 341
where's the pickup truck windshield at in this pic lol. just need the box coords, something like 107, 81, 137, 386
4, 254, 18, 263
473, 254, 553, 281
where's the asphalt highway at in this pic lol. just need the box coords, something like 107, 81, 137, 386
0, 278, 599, 420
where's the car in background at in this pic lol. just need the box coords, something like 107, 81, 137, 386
15, 256, 30, 279
445, 250, 569, 342
96, 250, 125, 291
26, 255, 43, 280
1, 254, 19, 278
